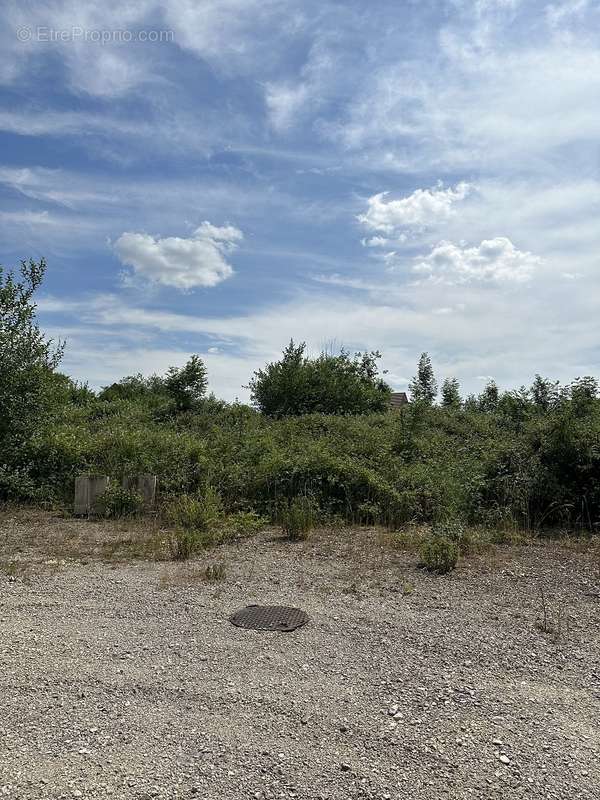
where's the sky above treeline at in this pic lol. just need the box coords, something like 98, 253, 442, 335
1, 0, 599, 400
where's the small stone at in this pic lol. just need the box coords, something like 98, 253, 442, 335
498, 754, 510, 765
340, 763, 351, 772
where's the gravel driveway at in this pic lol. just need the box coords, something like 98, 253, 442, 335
0, 511, 599, 799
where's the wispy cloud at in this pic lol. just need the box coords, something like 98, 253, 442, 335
3, 0, 600, 400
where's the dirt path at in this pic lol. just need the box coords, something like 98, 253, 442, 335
0, 511, 599, 799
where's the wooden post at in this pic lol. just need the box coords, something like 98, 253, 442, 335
122, 474, 157, 510
74, 475, 110, 516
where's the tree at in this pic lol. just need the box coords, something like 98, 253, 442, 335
409, 352, 437, 405
98, 356, 208, 412
531, 375, 559, 411
568, 376, 598, 415
163, 355, 208, 411
478, 380, 499, 412
0, 258, 63, 480
248, 340, 391, 417
441, 377, 461, 408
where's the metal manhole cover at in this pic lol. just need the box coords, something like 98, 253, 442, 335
229, 604, 310, 632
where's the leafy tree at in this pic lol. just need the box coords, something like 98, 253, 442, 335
249, 340, 391, 417
478, 380, 499, 412
163, 355, 208, 411
497, 386, 532, 424
99, 356, 208, 412
99, 372, 164, 402
0, 258, 63, 484
463, 393, 478, 411
409, 352, 437, 405
568, 376, 598, 414
441, 377, 461, 408
531, 374, 559, 411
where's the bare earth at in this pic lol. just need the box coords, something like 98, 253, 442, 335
0, 510, 599, 800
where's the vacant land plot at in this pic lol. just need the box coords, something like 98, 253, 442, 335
0, 510, 599, 799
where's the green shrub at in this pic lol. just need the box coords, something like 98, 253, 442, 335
281, 496, 316, 541
224, 510, 266, 539
165, 488, 224, 559
419, 534, 459, 574
168, 528, 199, 561
165, 487, 223, 532
248, 340, 391, 417
93, 486, 144, 518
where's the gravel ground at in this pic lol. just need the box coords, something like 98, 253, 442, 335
1, 510, 599, 800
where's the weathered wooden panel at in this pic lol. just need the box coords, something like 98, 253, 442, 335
74, 475, 110, 516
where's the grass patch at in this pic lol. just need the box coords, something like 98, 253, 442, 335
0, 558, 27, 579
281, 496, 316, 541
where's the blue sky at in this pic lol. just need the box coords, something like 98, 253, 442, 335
1, 0, 600, 400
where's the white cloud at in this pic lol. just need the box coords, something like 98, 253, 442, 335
265, 82, 310, 131
113, 221, 243, 290
0, 1, 158, 97
358, 183, 471, 237
39, 264, 600, 401
545, 0, 591, 29
413, 237, 541, 284
0, 0, 297, 98
361, 235, 393, 248
326, 39, 600, 174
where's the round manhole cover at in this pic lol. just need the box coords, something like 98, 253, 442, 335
229, 604, 310, 632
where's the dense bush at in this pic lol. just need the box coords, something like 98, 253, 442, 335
248, 340, 391, 417
419, 533, 459, 574
13, 383, 600, 533
94, 486, 144, 518
3, 260, 600, 537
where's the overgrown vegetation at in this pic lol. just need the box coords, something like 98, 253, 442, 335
249, 340, 391, 417
4, 261, 600, 547
280, 496, 316, 541
94, 486, 144, 518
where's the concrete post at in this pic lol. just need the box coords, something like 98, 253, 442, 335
74, 475, 110, 516
122, 474, 157, 510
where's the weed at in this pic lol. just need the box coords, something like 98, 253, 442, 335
0, 559, 25, 578
419, 533, 459, 574
281, 496, 316, 541
535, 584, 571, 643
386, 526, 424, 552
224, 510, 266, 540
168, 528, 199, 561
165, 487, 223, 533
203, 563, 226, 582
94, 486, 144, 518
165, 487, 224, 560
